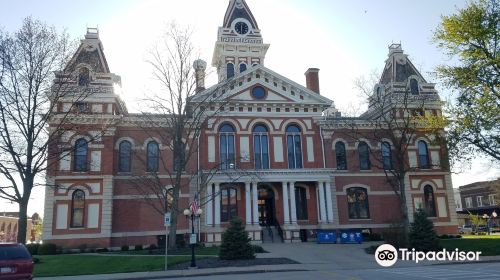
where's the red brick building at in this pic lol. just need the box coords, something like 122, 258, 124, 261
42, 0, 458, 248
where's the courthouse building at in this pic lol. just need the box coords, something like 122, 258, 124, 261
42, 0, 458, 248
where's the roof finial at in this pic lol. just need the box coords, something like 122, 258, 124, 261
85, 27, 99, 39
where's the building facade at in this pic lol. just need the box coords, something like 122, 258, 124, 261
42, 0, 458, 248
456, 179, 499, 227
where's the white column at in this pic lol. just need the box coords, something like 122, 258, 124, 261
325, 181, 334, 223
282, 181, 290, 224
245, 182, 251, 225
290, 181, 297, 224
206, 183, 213, 226
214, 182, 221, 225
251, 182, 259, 225
318, 182, 327, 223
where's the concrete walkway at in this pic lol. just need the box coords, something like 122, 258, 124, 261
39, 242, 500, 280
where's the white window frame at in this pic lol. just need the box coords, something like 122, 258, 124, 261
488, 194, 496, 206
477, 196, 483, 207
465, 197, 472, 208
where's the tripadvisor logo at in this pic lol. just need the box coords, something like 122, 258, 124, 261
374, 244, 482, 267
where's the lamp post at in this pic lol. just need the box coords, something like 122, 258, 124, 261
483, 211, 498, 235
183, 207, 203, 268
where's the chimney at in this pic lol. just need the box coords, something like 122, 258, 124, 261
193, 59, 207, 93
305, 68, 320, 94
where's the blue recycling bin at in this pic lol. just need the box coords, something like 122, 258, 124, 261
317, 230, 337, 244
340, 230, 363, 244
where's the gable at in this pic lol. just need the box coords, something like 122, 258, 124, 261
223, 0, 259, 29
64, 30, 110, 74
228, 85, 293, 102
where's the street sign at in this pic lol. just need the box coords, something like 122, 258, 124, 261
164, 212, 171, 226
189, 233, 197, 245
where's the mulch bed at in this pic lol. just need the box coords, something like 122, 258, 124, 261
169, 257, 299, 270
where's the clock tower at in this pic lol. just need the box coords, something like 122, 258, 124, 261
212, 0, 269, 81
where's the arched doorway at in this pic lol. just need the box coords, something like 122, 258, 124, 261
258, 184, 276, 226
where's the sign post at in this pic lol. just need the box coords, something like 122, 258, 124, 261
164, 212, 171, 271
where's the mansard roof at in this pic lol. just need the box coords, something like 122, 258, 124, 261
193, 65, 333, 107
64, 28, 110, 74
223, 0, 259, 29
379, 43, 427, 85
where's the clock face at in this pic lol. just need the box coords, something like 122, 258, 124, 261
234, 21, 249, 35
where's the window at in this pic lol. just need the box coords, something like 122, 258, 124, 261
73, 138, 88, 172
347, 187, 370, 219
424, 185, 436, 217
410, 79, 419, 95
381, 142, 392, 170
465, 197, 473, 208
219, 124, 235, 169
253, 124, 269, 169
173, 141, 186, 172
118, 140, 132, 172
418, 140, 429, 169
75, 102, 87, 113
226, 63, 234, 79
147, 141, 159, 172
221, 187, 237, 222
78, 67, 90, 86
239, 63, 247, 73
335, 141, 347, 170
358, 142, 371, 170
489, 194, 496, 206
251, 86, 266, 99
477, 196, 483, 207
295, 187, 308, 220
71, 190, 85, 228
286, 125, 302, 169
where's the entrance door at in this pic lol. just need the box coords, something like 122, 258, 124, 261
257, 185, 275, 226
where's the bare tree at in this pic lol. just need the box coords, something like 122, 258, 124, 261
125, 23, 234, 249
339, 76, 446, 246
0, 18, 84, 243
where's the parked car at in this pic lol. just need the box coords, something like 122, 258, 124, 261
458, 225, 472, 234
0, 243, 34, 280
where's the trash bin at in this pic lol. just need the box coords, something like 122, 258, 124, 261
339, 230, 363, 244
316, 230, 336, 244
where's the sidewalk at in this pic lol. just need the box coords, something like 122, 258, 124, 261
38, 264, 309, 280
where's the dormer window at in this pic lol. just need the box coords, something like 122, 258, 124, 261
78, 67, 90, 86
410, 78, 419, 95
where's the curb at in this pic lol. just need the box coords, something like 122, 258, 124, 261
431, 259, 500, 266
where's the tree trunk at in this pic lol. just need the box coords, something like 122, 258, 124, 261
399, 179, 410, 247
17, 201, 29, 244
168, 183, 181, 250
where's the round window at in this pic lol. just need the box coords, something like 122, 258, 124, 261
251, 86, 266, 100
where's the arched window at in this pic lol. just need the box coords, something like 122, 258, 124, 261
219, 124, 236, 169
221, 186, 237, 222
226, 63, 234, 79
410, 78, 419, 95
253, 124, 269, 169
381, 142, 392, 170
418, 140, 429, 169
335, 141, 347, 170
78, 67, 90, 86
347, 187, 370, 219
74, 138, 88, 172
286, 125, 302, 169
358, 142, 370, 170
118, 140, 132, 172
424, 185, 436, 217
147, 141, 159, 172
295, 186, 308, 220
239, 63, 247, 73
71, 190, 85, 228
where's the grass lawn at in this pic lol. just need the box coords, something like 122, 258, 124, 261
34, 255, 191, 277
103, 246, 220, 256
441, 235, 500, 256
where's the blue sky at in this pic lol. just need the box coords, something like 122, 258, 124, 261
0, 0, 498, 215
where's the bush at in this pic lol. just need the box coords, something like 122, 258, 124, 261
96, 248, 109, 253
252, 245, 265, 253
77, 244, 88, 253
219, 218, 255, 260
134, 245, 143, 251
38, 243, 58, 255
363, 232, 383, 241
26, 243, 40, 256
382, 222, 407, 248
176, 234, 187, 248
148, 244, 158, 250
409, 209, 441, 252
121, 245, 129, 251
